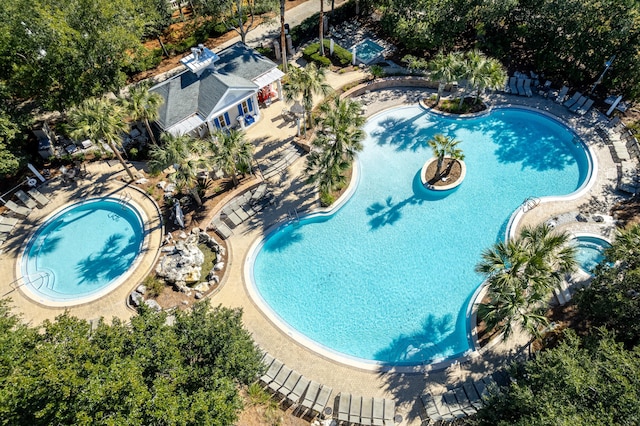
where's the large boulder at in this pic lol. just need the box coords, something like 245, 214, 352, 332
155, 234, 205, 284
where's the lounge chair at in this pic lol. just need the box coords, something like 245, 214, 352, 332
312, 385, 332, 416
279, 370, 301, 398
462, 382, 483, 410
268, 365, 292, 394
287, 376, 310, 406
337, 393, 351, 423
0, 215, 19, 227
577, 98, 595, 115
555, 86, 569, 103
563, 92, 582, 108
224, 211, 243, 228
211, 219, 232, 239
454, 387, 477, 416
15, 190, 37, 209
259, 358, 283, 385
421, 393, 455, 423
234, 207, 249, 222
349, 395, 362, 424
516, 78, 526, 96
383, 398, 396, 425
27, 188, 50, 208
569, 96, 588, 112
0, 223, 14, 234
372, 397, 385, 426
360, 397, 374, 426
443, 392, 466, 419
298, 380, 320, 414
508, 77, 518, 94
523, 79, 533, 97
4, 200, 31, 218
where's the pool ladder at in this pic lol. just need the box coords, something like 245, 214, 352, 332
287, 208, 300, 223
119, 192, 132, 209
9, 271, 51, 291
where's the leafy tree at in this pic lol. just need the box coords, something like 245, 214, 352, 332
576, 224, 640, 348
427, 134, 464, 178
283, 63, 332, 131
195, 0, 278, 44
149, 133, 207, 205
0, 300, 263, 425
473, 329, 640, 426
208, 129, 254, 187
67, 97, 135, 181
125, 82, 164, 145
0, 0, 146, 110
476, 223, 577, 340
0, 110, 23, 176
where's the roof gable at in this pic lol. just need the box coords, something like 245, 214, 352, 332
216, 42, 279, 82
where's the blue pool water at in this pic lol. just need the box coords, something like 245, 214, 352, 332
352, 38, 385, 64
574, 236, 610, 274
252, 106, 591, 364
22, 198, 145, 302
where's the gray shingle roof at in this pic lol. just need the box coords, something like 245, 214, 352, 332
151, 43, 278, 131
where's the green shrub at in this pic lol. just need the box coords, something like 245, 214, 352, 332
143, 274, 165, 298
320, 190, 335, 206
310, 52, 332, 67
302, 41, 352, 68
176, 35, 197, 53
128, 147, 139, 160
370, 64, 385, 78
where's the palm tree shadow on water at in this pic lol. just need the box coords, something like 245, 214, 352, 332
366, 170, 459, 230
75, 233, 141, 285
371, 110, 433, 152
373, 290, 480, 424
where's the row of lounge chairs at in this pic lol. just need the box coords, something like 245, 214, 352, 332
507, 77, 533, 97
336, 393, 397, 426
0, 215, 19, 245
561, 91, 595, 115
596, 116, 637, 163
2, 188, 50, 219
261, 144, 304, 180
420, 376, 496, 424
259, 353, 333, 418
219, 183, 273, 230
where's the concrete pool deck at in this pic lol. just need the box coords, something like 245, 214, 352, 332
0, 71, 632, 425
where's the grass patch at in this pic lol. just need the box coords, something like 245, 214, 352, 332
198, 243, 218, 284
143, 274, 165, 298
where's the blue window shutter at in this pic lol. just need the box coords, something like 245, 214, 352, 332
214, 118, 221, 128
237, 104, 243, 116
247, 98, 253, 111
224, 112, 230, 124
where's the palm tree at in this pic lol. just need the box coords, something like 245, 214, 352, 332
427, 134, 464, 178
306, 97, 365, 197
429, 51, 461, 105
606, 225, 640, 271
208, 129, 254, 187
148, 133, 207, 205
476, 223, 577, 340
280, 0, 287, 72
283, 63, 332, 132
456, 50, 507, 107
125, 82, 164, 145
67, 97, 135, 181
319, 0, 325, 56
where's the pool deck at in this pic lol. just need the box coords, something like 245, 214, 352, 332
0, 161, 163, 324
0, 71, 631, 425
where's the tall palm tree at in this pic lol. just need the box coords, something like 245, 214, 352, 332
280, 0, 287, 72
306, 97, 365, 197
67, 97, 135, 181
283, 63, 332, 132
208, 129, 254, 187
319, 0, 325, 56
429, 51, 461, 105
606, 225, 640, 271
125, 82, 164, 145
427, 134, 464, 178
457, 50, 507, 107
476, 223, 577, 340
148, 133, 207, 205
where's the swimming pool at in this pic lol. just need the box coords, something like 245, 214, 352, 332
352, 38, 385, 64
573, 235, 610, 274
250, 105, 593, 365
20, 197, 146, 304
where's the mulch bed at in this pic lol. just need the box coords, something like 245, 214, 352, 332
424, 158, 462, 186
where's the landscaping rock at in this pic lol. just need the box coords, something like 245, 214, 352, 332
136, 284, 147, 295
144, 299, 162, 311
157, 181, 167, 189
129, 291, 144, 307
195, 292, 203, 299
208, 279, 219, 287
576, 213, 589, 222
593, 215, 604, 222
156, 234, 205, 283
213, 262, 224, 271
194, 282, 210, 292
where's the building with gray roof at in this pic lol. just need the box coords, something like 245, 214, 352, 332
151, 42, 284, 137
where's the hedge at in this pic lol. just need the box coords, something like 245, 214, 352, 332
302, 40, 353, 67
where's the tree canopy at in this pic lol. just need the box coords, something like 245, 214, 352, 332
0, 299, 263, 425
